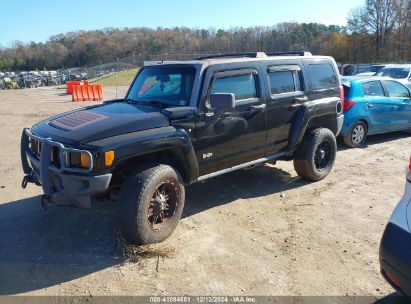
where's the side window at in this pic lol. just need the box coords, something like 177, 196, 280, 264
268, 70, 301, 94
361, 81, 385, 97
307, 64, 337, 90
384, 80, 410, 98
210, 73, 257, 101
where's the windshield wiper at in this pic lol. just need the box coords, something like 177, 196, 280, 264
124, 98, 166, 109
140, 99, 166, 109
124, 98, 137, 104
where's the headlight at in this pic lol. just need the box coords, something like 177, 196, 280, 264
67, 151, 92, 169
80, 152, 90, 169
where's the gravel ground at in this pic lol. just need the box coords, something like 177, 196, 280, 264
0, 86, 408, 302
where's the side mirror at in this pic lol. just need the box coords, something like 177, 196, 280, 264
210, 93, 235, 109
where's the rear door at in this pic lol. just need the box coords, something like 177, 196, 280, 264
263, 63, 307, 154
382, 80, 411, 130
361, 80, 393, 133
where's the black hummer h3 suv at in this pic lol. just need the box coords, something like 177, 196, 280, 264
21, 52, 344, 244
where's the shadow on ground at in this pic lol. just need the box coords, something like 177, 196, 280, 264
0, 165, 306, 295
374, 292, 409, 303
183, 164, 307, 218
337, 131, 410, 151
0, 197, 117, 295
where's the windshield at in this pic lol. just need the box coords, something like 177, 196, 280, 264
369, 65, 384, 73
376, 67, 410, 79
126, 66, 196, 106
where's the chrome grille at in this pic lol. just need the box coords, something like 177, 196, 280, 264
29, 138, 41, 157
24, 128, 94, 173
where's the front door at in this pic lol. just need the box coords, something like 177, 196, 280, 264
382, 79, 411, 131
195, 69, 267, 176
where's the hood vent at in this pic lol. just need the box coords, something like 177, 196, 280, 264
49, 111, 107, 131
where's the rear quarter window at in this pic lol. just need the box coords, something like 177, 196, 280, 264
307, 63, 337, 90
361, 81, 385, 97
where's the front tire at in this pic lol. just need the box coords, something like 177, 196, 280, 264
343, 121, 367, 148
117, 164, 185, 245
293, 128, 337, 182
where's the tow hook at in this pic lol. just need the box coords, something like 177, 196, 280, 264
40, 195, 49, 210
40, 187, 55, 210
21, 172, 35, 189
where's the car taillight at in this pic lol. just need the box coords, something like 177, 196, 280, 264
409, 157, 411, 170
385, 271, 401, 289
339, 85, 344, 101
343, 100, 355, 111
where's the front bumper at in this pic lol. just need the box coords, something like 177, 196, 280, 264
380, 222, 411, 297
21, 128, 112, 208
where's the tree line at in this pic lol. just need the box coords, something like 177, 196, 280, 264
1, 0, 411, 71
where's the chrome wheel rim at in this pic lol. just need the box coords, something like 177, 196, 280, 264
147, 181, 178, 231
351, 125, 365, 145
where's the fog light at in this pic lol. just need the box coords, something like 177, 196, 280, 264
80, 152, 90, 169
104, 151, 115, 166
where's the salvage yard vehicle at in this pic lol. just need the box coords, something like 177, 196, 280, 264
355, 64, 386, 77
380, 157, 411, 297
340, 77, 411, 147
3, 77, 18, 89
376, 64, 411, 88
20, 52, 344, 244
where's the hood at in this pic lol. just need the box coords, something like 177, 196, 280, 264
31, 101, 169, 145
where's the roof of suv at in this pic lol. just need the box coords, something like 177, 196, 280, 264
143, 52, 335, 68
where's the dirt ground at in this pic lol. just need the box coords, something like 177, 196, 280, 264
0, 86, 409, 300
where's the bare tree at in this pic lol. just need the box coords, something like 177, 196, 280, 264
348, 0, 406, 59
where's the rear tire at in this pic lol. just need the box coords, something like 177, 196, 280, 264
117, 164, 185, 245
343, 121, 367, 148
293, 128, 337, 182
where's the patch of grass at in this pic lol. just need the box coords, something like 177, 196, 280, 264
115, 230, 175, 265
90, 68, 139, 87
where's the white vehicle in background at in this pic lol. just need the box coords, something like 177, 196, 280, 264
376, 64, 411, 88
356, 64, 386, 76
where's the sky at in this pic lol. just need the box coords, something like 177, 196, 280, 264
0, 0, 364, 47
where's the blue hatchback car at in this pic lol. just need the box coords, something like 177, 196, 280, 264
340, 77, 411, 147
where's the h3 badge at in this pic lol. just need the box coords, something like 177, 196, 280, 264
202, 152, 213, 159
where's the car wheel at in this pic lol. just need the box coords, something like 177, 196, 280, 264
117, 164, 185, 245
343, 121, 367, 148
293, 128, 337, 182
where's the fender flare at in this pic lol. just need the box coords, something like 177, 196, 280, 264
88, 126, 199, 182
288, 97, 341, 151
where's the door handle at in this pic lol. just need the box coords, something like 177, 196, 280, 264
294, 96, 308, 103
250, 104, 266, 110
366, 103, 374, 109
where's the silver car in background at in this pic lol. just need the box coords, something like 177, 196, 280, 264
376, 64, 411, 88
